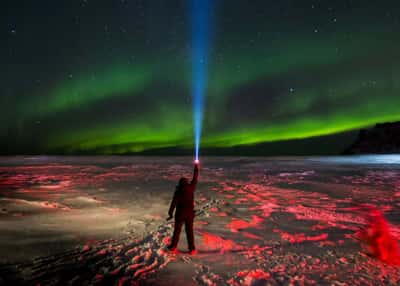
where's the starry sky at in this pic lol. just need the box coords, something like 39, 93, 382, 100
1, 0, 400, 155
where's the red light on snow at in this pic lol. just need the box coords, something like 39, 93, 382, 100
357, 205, 400, 265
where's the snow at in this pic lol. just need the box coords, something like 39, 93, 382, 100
0, 155, 399, 285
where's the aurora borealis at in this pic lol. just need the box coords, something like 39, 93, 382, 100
2, 1, 400, 154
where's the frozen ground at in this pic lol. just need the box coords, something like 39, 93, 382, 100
0, 155, 399, 285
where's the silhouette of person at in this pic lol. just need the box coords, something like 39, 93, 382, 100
167, 161, 199, 254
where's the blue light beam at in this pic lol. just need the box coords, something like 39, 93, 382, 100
191, 0, 212, 161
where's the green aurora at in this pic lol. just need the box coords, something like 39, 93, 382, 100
2, 1, 400, 154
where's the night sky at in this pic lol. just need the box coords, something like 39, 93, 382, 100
2, 1, 400, 155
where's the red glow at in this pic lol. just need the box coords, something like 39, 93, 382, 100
2, 161, 400, 284
216, 212, 228, 217
241, 232, 262, 240
237, 269, 270, 279
235, 269, 271, 286
356, 206, 400, 265
96, 249, 107, 255
273, 229, 328, 243
202, 232, 242, 252
226, 215, 264, 232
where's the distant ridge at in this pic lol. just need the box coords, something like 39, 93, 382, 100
343, 121, 400, 155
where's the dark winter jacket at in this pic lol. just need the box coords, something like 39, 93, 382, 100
168, 164, 199, 219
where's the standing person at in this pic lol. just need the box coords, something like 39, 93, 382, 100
167, 161, 200, 254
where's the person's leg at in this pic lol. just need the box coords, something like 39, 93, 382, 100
169, 219, 184, 249
185, 215, 195, 251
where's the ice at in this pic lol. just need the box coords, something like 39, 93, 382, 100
0, 156, 399, 285
310, 154, 400, 165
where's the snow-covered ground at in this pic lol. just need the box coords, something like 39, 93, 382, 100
0, 156, 399, 285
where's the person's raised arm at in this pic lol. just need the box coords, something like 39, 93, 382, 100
190, 161, 200, 186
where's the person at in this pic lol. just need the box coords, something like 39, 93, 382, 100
167, 161, 200, 254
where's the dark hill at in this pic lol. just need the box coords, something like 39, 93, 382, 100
344, 121, 400, 154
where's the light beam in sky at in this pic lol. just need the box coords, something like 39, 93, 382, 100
191, 0, 212, 161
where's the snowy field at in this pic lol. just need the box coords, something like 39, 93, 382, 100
0, 156, 399, 285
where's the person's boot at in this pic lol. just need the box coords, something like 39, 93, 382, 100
167, 245, 177, 253
188, 249, 197, 255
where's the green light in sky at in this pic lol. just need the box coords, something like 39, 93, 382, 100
14, 31, 400, 154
